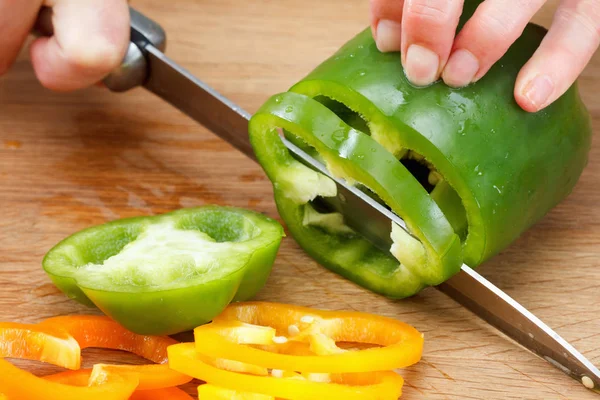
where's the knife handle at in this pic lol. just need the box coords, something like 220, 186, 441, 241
32, 6, 166, 92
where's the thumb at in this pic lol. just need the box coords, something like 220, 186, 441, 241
30, 0, 129, 91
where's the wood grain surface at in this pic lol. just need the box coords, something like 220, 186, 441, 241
1, 0, 598, 399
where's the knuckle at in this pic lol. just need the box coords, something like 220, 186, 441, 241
405, 0, 457, 25
577, 0, 600, 23
514, 0, 540, 9
556, 1, 600, 38
61, 39, 123, 73
475, 10, 520, 42
372, 0, 405, 19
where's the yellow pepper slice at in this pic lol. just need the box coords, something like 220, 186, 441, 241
194, 301, 423, 373
130, 387, 194, 400
197, 384, 274, 400
168, 343, 404, 400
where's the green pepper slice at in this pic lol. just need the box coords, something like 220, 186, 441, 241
250, 92, 462, 297
42, 206, 284, 335
249, 11, 591, 297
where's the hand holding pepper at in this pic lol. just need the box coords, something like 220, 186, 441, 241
0, 0, 129, 91
370, 0, 599, 112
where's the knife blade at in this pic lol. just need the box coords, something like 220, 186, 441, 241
34, 5, 600, 392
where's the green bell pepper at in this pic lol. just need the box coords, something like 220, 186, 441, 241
249, 15, 591, 298
42, 206, 284, 335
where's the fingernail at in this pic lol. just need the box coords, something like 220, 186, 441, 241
523, 75, 554, 109
442, 49, 479, 87
375, 19, 402, 52
404, 44, 439, 86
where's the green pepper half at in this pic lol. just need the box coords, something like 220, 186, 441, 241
249, 15, 591, 297
42, 206, 284, 335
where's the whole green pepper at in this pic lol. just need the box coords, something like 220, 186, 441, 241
249, 19, 591, 297
43, 206, 284, 335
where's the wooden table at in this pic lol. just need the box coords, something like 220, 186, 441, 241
1, 1, 598, 399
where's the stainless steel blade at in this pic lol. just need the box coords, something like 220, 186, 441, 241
439, 265, 600, 392
95, 8, 600, 392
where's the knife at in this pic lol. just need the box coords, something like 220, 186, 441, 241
35, 6, 600, 392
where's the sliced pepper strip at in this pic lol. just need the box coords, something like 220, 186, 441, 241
40, 315, 177, 363
0, 358, 138, 400
40, 315, 192, 388
44, 364, 192, 390
197, 384, 274, 399
168, 343, 403, 400
0, 322, 80, 370
249, 92, 462, 298
44, 369, 91, 386
130, 387, 195, 400
193, 301, 423, 373
210, 357, 268, 376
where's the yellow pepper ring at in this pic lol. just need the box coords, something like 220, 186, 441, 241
197, 384, 274, 400
194, 301, 424, 373
168, 343, 403, 400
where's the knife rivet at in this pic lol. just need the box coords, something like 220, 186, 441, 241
582, 376, 594, 389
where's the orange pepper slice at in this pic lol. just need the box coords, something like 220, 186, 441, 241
168, 343, 404, 400
44, 370, 193, 399
44, 368, 91, 386
0, 358, 138, 400
193, 301, 423, 373
40, 315, 192, 388
40, 315, 176, 363
0, 315, 193, 399
130, 387, 194, 400
44, 363, 191, 390
0, 322, 80, 369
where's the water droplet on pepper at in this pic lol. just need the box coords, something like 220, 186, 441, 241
331, 129, 345, 143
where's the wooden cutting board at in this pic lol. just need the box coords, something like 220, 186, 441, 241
1, 0, 598, 398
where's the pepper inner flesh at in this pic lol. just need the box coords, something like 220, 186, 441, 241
72, 221, 252, 291
49, 209, 270, 295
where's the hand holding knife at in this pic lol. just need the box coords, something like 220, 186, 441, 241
34, 5, 600, 392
